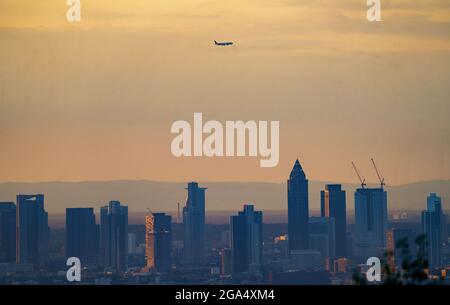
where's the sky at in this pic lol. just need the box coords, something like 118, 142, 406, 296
0, 0, 449, 185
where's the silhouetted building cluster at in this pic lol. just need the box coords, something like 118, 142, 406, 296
287, 160, 348, 271
230, 205, 263, 274
145, 212, 172, 272
0, 195, 49, 270
0, 159, 449, 284
100, 201, 128, 272
17, 194, 50, 269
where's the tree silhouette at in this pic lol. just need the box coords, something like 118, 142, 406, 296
354, 234, 441, 285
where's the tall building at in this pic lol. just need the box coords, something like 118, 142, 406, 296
354, 187, 388, 258
66, 208, 99, 265
16, 194, 49, 268
145, 212, 172, 272
386, 228, 417, 268
128, 233, 137, 255
183, 182, 206, 266
0, 202, 16, 263
309, 217, 336, 261
287, 159, 309, 252
422, 193, 443, 269
100, 201, 128, 272
320, 184, 346, 257
230, 204, 263, 274
442, 214, 448, 247
220, 248, 232, 275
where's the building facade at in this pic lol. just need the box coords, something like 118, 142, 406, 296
354, 188, 388, 259
309, 217, 336, 261
183, 182, 206, 266
16, 194, 49, 268
287, 159, 309, 252
230, 204, 263, 274
66, 208, 99, 265
320, 184, 346, 257
145, 212, 172, 272
422, 193, 444, 269
100, 201, 128, 272
0, 202, 16, 263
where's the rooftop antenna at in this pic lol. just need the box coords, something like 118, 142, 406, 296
352, 161, 366, 188
177, 202, 181, 223
371, 158, 385, 189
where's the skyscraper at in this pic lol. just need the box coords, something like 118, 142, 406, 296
16, 194, 49, 268
287, 159, 309, 252
66, 208, 99, 265
183, 182, 206, 266
145, 212, 172, 272
422, 193, 443, 269
230, 204, 263, 274
442, 214, 448, 248
321, 184, 347, 257
128, 233, 137, 255
0, 202, 16, 263
220, 248, 232, 276
100, 201, 128, 273
354, 187, 388, 258
309, 217, 336, 260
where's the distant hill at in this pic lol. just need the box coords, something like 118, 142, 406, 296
0, 180, 449, 213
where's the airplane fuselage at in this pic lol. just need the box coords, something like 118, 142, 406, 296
214, 40, 233, 46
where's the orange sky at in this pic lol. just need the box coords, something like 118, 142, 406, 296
0, 0, 449, 184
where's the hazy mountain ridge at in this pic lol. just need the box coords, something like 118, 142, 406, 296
0, 180, 449, 213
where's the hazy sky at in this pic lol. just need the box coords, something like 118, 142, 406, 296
0, 0, 449, 185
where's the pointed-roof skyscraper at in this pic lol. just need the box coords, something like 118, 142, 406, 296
287, 159, 309, 252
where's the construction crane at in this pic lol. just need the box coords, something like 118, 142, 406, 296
371, 158, 385, 188
352, 161, 366, 188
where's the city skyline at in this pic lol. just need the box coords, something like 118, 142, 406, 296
0, 162, 448, 285
0, 0, 449, 291
1, 177, 449, 214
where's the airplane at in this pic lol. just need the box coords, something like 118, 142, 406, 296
214, 40, 234, 46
